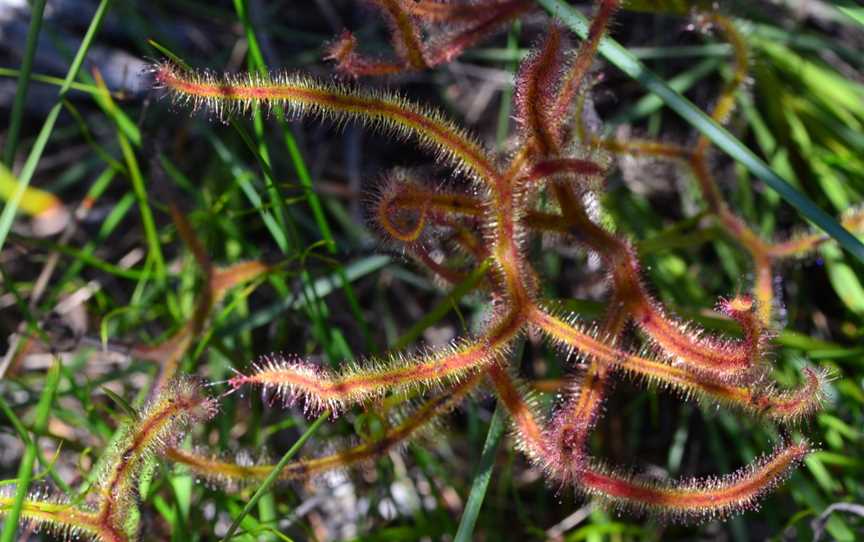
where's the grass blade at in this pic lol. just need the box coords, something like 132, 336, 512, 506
2, 0, 47, 167
93, 72, 167, 284
220, 411, 330, 542
454, 403, 506, 542
0, 0, 111, 253
230, 0, 371, 349
0, 360, 61, 542
537, 0, 864, 264
835, 1, 864, 27
394, 259, 491, 350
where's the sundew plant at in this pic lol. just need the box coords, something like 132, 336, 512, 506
2, 1, 864, 541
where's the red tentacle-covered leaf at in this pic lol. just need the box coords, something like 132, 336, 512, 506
423, 0, 534, 66
325, 30, 408, 77
575, 441, 810, 520
551, 0, 621, 145
372, 0, 429, 70
514, 26, 565, 154
523, 158, 606, 185
328, 0, 533, 75
406, 0, 532, 23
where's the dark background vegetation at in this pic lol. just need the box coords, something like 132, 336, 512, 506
1, 1, 863, 540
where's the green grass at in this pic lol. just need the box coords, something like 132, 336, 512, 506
220, 411, 330, 542
1, 0, 47, 168
1, 2, 863, 541
0, 361, 60, 542
0, 0, 111, 253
